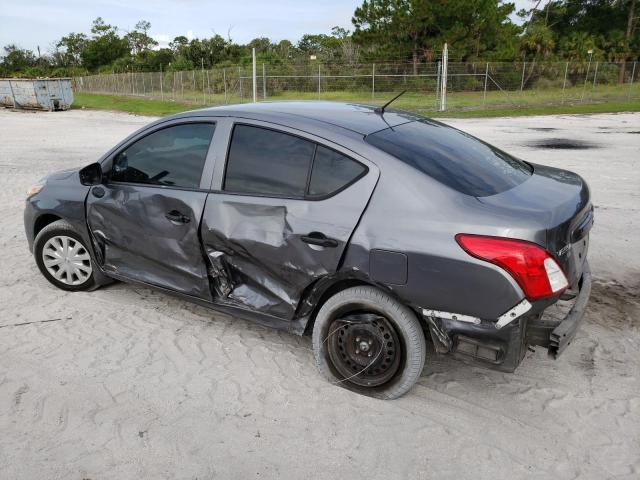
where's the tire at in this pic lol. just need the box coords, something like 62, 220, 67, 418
312, 286, 426, 399
34, 219, 96, 291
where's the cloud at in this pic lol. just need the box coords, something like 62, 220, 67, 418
153, 34, 171, 48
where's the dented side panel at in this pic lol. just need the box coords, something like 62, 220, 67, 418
87, 184, 211, 300
201, 176, 378, 319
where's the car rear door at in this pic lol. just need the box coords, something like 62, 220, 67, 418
200, 118, 379, 319
86, 120, 218, 300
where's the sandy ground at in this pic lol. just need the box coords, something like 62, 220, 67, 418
0, 108, 638, 480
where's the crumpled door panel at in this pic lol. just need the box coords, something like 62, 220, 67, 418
201, 186, 375, 319
87, 184, 211, 300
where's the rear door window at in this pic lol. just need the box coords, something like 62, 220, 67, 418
111, 123, 215, 189
365, 120, 532, 197
224, 125, 315, 196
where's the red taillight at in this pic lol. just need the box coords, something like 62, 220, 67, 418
455, 234, 568, 300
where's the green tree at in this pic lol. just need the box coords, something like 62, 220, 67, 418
80, 17, 129, 70
55, 33, 88, 67
330, 27, 360, 64
520, 23, 556, 59
522, 0, 639, 80
352, 0, 520, 71
0, 44, 37, 74
557, 31, 599, 61
125, 20, 158, 56
621, 0, 638, 81
298, 34, 337, 57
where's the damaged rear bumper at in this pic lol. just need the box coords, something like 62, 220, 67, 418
528, 261, 591, 358
422, 261, 591, 371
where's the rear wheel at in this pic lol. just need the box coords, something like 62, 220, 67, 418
34, 220, 95, 291
312, 286, 426, 399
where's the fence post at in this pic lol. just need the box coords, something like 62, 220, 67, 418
318, 64, 321, 99
628, 61, 637, 101
239, 66, 243, 102
192, 70, 196, 103
252, 48, 257, 103
561, 61, 568, 104
435, 61, 441, 111
223, 68, 228, 104
206, 69, 211, 103
483, 62, 489, 107
160, 64, 164, 101
372, 63, 375, 99
520, 61, 526, 91
201, 59, 206, 104
581, 56, 592, 102
440, 43, 448, 111
262, 63, 266, 99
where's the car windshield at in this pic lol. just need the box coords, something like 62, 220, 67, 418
365, 119, 532, 197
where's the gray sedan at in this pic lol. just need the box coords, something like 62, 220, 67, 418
24, 101, 592, 399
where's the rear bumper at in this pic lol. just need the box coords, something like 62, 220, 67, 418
423, 261, 591, 371
528, 261, 591, 358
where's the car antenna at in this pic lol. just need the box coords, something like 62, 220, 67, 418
374, 90, 407, 114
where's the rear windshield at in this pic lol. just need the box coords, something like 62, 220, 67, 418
365, 120, 532, 197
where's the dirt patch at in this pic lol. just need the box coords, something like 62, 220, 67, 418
588, 279, 640, 330
528, 138, 600, 149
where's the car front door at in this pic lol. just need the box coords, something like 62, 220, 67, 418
86, 120, 218, 300
200, 119, 379, 319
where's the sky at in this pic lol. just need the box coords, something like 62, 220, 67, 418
1, 0, 533, 54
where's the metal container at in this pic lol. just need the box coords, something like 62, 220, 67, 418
0, 78, 73, 111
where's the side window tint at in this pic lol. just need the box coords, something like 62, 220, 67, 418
111, 123, 215, 189
224, 125, 315, 196
308, 146, 366, 197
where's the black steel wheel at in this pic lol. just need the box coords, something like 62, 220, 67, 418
312, 286, 426, 399
326, 313, 401, 387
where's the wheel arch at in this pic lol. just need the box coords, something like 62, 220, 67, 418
298, 274, 421, 336
32, 214, 114, 290
34, 213, 63, 239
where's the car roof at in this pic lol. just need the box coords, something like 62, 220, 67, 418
177, 101, 420, 136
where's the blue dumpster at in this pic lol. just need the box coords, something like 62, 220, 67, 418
0, 78, 73, 111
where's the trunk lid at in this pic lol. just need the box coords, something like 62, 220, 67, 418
478, 163, 593, 288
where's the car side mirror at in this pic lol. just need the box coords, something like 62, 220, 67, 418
79, 162, 103, 186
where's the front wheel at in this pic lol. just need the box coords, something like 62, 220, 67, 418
312, 286, 426, 399
34, 220, 96, 291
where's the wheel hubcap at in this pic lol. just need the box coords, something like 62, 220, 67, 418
327, 313, 402, 387
42, 235, 92, 286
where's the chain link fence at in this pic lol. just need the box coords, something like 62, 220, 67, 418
74, 60, 639, 113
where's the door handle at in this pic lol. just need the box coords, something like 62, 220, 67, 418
165, 210, 191, 224
301, 232, 339, 248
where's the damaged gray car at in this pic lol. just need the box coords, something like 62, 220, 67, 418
24, 101, 593, 399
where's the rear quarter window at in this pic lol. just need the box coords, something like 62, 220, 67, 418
365, 120, 532, 197
308, 145, 366, 197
